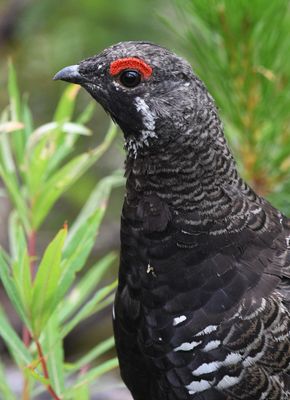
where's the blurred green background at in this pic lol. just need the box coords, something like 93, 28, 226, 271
0, 1, 172, 398
1, 0, 290, 398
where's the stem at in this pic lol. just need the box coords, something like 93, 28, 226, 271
22, 230, 37, 399
35, 340, 61, 400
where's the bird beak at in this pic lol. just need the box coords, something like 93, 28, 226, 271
53, 65, 83, 84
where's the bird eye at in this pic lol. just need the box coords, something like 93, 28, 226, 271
119, 69, 141, 88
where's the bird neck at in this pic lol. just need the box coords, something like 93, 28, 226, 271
124, 123, 258, 216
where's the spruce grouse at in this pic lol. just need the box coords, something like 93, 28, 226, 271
54, 41, 290, 400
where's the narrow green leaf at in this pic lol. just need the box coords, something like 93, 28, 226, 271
8, 61, 25, 162
0, 307, 32, 367
0, 163, 30, 231
22, 96, 34, 141
8, 62, 21, 120
61, 281, 116, 337
42, 312, 65, 396
70, 358, 119, 391
76, 102, 96, 125
65, 171, 124, 249
31, 227, 67, 336
24, 367, 50, 387
60, 252, 117, 323
53, 84, 80, 123
0, 250, 31, 329
71, 384, 90, 400
57, 210, 105, 301
9, 212, 32, 312
66, 337, 115, 373
31, 123, 118, 230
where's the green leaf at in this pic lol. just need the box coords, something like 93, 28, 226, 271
57, 172, 123, 302
0, 116, 29, 230
0, 250, 31, 329
60, 252, 117, 323
76, 102, 96, 125
71, 384, 90, 400
9, 212, 32, 313
0, 360, 16, 400
24, 367, 50, 387
61, 281, 117, 338
28, 122, 91, 150
0, 306, 32, 367
31, 227, 67, 336
22, 96, 34, 141
66, 337, 115, 373
42, 312, 65, 396
31, 123, 118, 230
65, 171, 124, 249
69, 358, 119, 391
53, 84, 80, 123
8, 61, 25, 162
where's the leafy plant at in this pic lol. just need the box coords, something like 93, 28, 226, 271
0, 63, 124, 399
167, 0, 290, 214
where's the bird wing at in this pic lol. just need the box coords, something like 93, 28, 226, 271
115, 192, 290, 399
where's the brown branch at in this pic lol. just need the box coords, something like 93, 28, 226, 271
35, 340, 61, 400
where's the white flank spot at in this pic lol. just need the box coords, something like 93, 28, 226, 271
203, 340, 221, 352
174, 340, 202, 352
196, 325, 218, 336
216, 375, 241, 390
224, 353, 242, 365
112, 304, 115, 320
286, 235, 290, 248
192, 352, 242, 376
173, 315, 187, 326
192, 361, 221, 376
186, 379, 212, 394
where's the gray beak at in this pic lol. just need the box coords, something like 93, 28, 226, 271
53, 65, 82, 83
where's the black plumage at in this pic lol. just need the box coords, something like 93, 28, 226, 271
54, 41, 290, 400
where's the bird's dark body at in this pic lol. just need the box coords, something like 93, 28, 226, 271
55, 41, 290, 399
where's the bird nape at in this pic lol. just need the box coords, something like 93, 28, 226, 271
54, 41, 290, 400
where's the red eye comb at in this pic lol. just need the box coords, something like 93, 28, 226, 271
109, 57, 152, 78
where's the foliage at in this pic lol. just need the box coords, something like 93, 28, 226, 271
168, 0, 290, 215
0, 64, 124, 399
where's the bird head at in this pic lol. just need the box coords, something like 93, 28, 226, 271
54, 41, 217, 158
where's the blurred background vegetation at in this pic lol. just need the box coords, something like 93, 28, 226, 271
0, 0, 290, 398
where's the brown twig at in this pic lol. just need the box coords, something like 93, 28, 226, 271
35, 340, 61, 400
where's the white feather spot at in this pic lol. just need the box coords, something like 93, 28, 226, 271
216, 374, 242, 390
186, 379, 212, 394
192, 361, 221, 376
203, 340, 221, 352
192, 353, 242, 376
174, 340, 202, 352
173, 315, 187, 326
196, 325, 218, 336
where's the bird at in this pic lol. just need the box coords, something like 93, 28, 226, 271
54, 41, 290, 400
